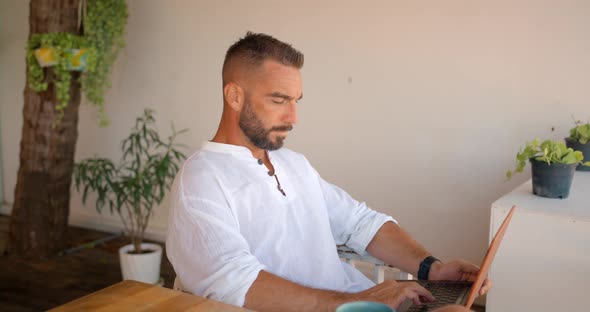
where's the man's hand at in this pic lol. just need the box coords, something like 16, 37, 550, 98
355, 280, 435, 309
429, 259, 492, 296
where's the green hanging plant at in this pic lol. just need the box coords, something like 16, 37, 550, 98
25, 0, 128, 126
26, 32, 97, 123
81, 0, 129, 126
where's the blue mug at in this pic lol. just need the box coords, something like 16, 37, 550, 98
336, 301, 395, 312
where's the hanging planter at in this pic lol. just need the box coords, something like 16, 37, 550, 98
33, 47, 58, 67
507, 139, 590, 199
33, 47, 91, 71
26, 32, 97, 123
24, 0, 128, 127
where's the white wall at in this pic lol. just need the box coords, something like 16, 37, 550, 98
2, 0, 590, 269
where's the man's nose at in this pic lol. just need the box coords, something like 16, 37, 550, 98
284, 101, 298, 124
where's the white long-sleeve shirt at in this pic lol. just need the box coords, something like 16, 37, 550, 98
166, 141, 396, 307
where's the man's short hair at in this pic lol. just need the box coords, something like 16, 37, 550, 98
222, 32, 304, 85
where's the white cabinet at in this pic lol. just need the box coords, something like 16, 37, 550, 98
487, 172, 590, 312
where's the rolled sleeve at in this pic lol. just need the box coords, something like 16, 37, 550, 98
318, 176, 397, 257
344, 209, 395, 256
166, 179, 265, 306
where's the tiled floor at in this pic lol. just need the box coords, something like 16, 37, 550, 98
0, 214, 175, 311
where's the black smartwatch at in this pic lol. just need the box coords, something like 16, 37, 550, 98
417, 255, 440, 280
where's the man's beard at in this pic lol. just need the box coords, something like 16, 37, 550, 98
239, 100, 293, 151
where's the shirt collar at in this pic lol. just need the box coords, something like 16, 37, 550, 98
201, 141, 252, 157
202, 141, 279, 164
202, 141, 279, 160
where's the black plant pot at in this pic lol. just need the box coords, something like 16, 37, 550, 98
565, 137, 590, 171
530, 159, 576, 199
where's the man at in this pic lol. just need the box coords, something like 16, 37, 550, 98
166, 32, 490, 312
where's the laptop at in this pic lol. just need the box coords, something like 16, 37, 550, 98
398, 205, 517, 312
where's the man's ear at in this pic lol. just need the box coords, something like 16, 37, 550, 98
224, 83, 244, 112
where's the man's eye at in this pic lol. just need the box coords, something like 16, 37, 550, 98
272, 99, 286, 104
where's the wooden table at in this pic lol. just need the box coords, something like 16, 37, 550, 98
49, 280, 253, 311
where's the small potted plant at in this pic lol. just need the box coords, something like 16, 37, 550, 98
565, 119, 590, 171
507, 139, 590, 199
73, 109, 187, 284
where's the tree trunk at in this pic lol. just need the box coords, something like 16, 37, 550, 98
8, 0, 81, 258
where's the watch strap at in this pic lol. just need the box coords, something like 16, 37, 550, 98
417, 255, 440, 280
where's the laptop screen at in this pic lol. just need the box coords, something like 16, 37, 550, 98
464, 205, 516, 309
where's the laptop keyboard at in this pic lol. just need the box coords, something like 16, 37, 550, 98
406, 281, 471, 312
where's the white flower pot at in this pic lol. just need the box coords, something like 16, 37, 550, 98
118, 243, 162, 284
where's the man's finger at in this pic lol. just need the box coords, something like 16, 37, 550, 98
422, 294, 436, 303
411, 294, 423, 306
479, 278, 492, 296
463, 262, 481, 272
410, 284, 435, 302
460, 271, 473, 281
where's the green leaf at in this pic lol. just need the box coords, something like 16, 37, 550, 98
572, 151, 584, 162
561, 151, 578, 164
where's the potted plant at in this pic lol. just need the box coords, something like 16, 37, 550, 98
507, 139, 590, 199
565, 119, 590, 171
73, 109, 187, 284
26, 32, 98, 122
